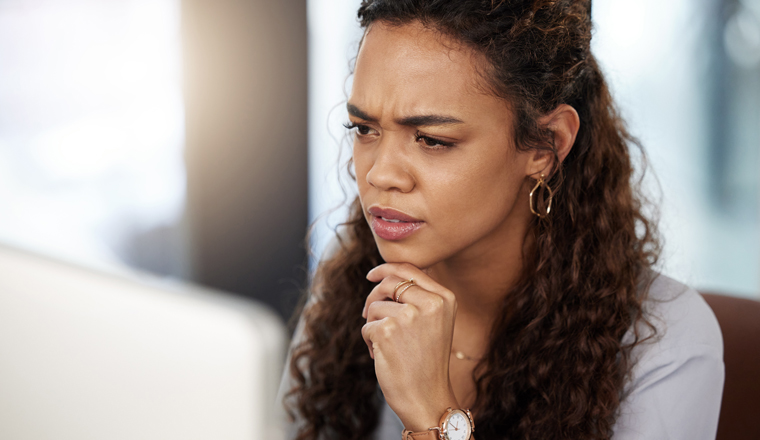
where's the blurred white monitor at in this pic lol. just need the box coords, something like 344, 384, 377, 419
0, 243, 287, 440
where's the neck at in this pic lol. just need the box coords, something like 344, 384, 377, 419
426, 212, 534, 332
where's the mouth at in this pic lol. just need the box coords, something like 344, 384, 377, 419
368, 206, 424, 241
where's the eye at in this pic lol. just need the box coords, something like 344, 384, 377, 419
343, 121, 374, 136
414, 132, 455, 149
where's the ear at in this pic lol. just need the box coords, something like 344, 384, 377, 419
525, 104, 580, 179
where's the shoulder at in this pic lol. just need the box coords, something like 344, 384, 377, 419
613, 272, 725, 440
632, 271, 723, 358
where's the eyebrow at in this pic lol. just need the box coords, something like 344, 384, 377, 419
347, 103, 464, 127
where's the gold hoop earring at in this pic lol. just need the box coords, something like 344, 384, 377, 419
529, 173, 554, 218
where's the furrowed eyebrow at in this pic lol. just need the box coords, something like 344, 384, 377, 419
347, 102, 464, 127
396, 114, 464, 127
347, 103, 376, 122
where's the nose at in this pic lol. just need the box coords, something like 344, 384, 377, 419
365, 137, 415, 193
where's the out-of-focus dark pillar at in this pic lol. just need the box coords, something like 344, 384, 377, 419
182, 0, 308, 322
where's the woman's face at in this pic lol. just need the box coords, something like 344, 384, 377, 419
349, 21, 535, 269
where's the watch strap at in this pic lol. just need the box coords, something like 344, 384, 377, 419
402, 428, 440, 440
401, 407, 475, 440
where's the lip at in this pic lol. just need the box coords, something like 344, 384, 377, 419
368, 206, 425, 241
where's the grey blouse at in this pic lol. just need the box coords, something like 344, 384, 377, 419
276, 272, 724, 440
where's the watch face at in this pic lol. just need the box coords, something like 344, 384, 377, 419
443, 410, 471, 440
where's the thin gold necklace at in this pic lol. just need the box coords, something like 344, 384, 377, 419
451, 349, 482, 361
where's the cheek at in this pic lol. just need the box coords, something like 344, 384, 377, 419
441, 177, 511, 220
426, 153, 523, 230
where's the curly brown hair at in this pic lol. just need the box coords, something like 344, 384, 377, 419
286, 1, 660, 439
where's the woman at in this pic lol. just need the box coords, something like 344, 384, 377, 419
279, 1, 724, 439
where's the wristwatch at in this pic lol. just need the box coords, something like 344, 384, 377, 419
402, 408, 474, 440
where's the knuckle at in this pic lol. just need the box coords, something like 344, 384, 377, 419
379, 318, 397, 339
441, 289, 456, 303
400, 304, 417, 322
426, 295, 445, 313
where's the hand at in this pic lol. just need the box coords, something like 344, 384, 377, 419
361, 263, 460, 432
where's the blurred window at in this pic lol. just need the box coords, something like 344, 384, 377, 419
0, 0, 185, 275
593, 0, 759, 296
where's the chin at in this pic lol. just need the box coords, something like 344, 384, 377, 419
374, 238, 439, 269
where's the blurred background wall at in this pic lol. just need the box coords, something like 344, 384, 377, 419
0, 0, 757, 327
182, 0, 308, 321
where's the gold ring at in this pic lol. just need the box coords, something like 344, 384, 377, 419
393, 278, 414, 301
395, 280, 416, 303
393, 279, 411, 293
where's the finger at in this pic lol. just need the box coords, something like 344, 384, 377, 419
367, 263, 456, 303
363, 275, 440, 319
366, 281, 441, 322
366, 262, 442, 294
393, 283, 450, 321
392, 282, 420, 304
362, 316, 403, 361
361, 319, 386, 359
363, 275, 409, 318
365, 299, 405, 323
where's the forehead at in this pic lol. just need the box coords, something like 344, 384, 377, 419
351, 21, 503, 119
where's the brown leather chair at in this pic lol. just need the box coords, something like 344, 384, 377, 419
701, 293, 760, 440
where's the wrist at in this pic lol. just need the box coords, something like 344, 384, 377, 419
402, 407, 475, 440
400, 395, 460, 432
